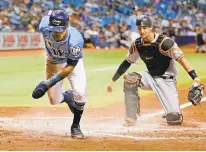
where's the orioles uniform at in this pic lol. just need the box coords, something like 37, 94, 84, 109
110, 16, 186, 126
125, 33, 183, 121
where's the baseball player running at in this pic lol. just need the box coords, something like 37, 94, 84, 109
32, 10, 86, 139
107, 15, 202, 126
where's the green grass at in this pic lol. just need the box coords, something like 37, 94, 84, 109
0, 51, 205, 108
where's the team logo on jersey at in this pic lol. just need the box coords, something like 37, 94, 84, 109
71, 47, 81, 56
52, 19, 61, 25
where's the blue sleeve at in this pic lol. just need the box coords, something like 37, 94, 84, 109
39, 16, 50, 37
68, 32, 84, 60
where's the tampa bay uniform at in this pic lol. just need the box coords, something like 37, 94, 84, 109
39, 15, 86, 105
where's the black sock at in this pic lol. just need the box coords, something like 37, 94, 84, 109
72, 102, 85, 127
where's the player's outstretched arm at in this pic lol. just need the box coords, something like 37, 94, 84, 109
32, 62, 77, 99
178, 56, 201, 85
107, 59, 131, 93
178, 56, 204, 105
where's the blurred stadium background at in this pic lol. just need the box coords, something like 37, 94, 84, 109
0, 0, 206, 50
0, 0, 206, 108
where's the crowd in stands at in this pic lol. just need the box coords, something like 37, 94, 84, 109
0, 0, 206, 48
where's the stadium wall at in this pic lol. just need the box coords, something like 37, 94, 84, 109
0, 32, 44, 50
0, 32, 196, 50
175, 36, 196, 46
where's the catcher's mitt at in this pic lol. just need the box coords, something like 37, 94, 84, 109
188, 84, 204, 106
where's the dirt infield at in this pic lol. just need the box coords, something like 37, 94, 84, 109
1, 84, 206, 150
1, 45, 206, 150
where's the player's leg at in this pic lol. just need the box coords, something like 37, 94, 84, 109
155, 77, 183, 125
200, 45, 206, 53
123, 72, 151, 126
138, 71, 183, 125
195, 45, 199, 53
67, 59, 86, 139
45, 57, 77, 112
45, 57, 65, 105
204, 45, 206, 53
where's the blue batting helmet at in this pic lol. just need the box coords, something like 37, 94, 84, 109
48, 10, 69, 32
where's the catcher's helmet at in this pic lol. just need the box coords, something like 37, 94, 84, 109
48, 10, 69, 32
136, 15, 152, 27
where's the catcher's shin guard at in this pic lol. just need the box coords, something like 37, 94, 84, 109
123, 72, 141, 122
166, 112, 183, 125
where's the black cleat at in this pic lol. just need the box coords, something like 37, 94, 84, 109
71, 125, 85, 139
166, 113, 183, 126
32, 81, 48, 99
162, 114, 166, 119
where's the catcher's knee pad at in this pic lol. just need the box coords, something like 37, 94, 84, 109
166, 112, 183, 126
123, 72, 142, 89
123, 72, 141, 120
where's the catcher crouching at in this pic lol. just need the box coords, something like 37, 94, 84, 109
107, 15, 204, 126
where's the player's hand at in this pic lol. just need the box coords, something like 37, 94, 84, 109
107, 80, 114, 93
32, 81, 49, 99
191, 77, 201, 88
